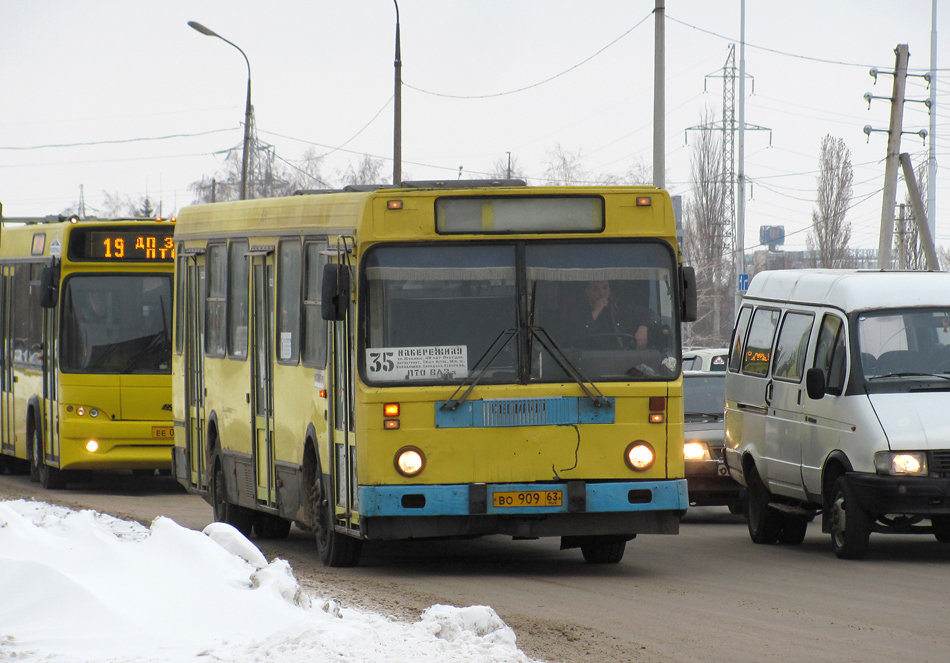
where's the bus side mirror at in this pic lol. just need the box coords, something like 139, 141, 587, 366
805, 367, 826, 400
681, 266, 697, 322
321, 263, 349, 321
39, 266, 58, 308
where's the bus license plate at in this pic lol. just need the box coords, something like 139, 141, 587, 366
152, 427, 174, 438
492, 490, 562, 508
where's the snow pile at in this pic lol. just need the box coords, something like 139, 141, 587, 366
0, 500, 537, 663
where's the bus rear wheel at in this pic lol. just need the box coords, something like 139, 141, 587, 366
312, 475, 362, 567
33, 428, 68, 490
211, 455, 254, 537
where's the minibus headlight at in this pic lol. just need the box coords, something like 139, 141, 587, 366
394, 447, 425, 477
684, 441, 710, 461
625, 441, 655, 471
874, 451, 928, 476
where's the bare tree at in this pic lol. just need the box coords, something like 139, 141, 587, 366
807, 135, 853, 268
337, 154, 385, 187
488, 154, 530, 183
682, 110, 732, 348
542, 144, 589, 185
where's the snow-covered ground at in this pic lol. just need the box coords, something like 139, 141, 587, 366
0, 500, 538, 662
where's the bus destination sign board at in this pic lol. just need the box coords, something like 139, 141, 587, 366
67, 227, 175, 262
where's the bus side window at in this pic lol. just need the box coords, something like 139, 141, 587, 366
815, 315, 847, 395
228, 240, 249, 359
204, 244, 227, 358
276, 238, 302, 365
302, 241, 328, 368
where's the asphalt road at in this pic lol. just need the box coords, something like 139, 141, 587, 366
2, 470, 948, 663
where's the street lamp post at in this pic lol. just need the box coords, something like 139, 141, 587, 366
188, 21, 252, 201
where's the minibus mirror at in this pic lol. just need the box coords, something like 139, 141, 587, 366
39, 266, 58, 308
805, 367, 826, 400
681, 266, 698, 323
321, 263, 350, 321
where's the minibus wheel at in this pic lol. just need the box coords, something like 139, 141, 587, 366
777, 516, 809, 545
746, 466, 781, 544
829, 476, 870, 559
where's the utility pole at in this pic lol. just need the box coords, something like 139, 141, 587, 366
928, 0, 938, 243
876, 45, 909, 269
653, 0, 665, 189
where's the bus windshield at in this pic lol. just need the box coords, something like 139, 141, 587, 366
60, 274, 173, 374
362, 241, 679, 385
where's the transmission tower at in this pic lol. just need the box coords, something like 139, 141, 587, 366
687, 45, 769, 258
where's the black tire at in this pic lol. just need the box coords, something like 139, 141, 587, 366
33, 428, 68, 490
829, 476, 871, 560
746, 466, 782, 544
580, 539, 627, 564
211, 455, 254, 537
312, 474, 362, 567
777, 516, 809, 545
254, 512, 292, 539
931, 516, 950, 543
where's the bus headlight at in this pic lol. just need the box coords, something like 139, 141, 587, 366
874, 451, 928, 476
85, 440, 99, 453
625, 441, 655, 471
684, 441, 711, 461
394, 447, 425, 477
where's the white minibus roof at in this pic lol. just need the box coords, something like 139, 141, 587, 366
744, 269, 950, 312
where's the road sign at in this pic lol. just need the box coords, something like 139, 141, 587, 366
739, 273, 749, 292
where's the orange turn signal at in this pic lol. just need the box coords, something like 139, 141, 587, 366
384, 403, 400, 417
384, 419, 401, 430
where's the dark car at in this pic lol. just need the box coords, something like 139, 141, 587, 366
683, 370, 743, 512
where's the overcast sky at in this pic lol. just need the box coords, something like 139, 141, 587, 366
1, 1, 947, 252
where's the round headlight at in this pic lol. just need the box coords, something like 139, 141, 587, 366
85, 440, 99, 453
625, 441, 655, 471
76, 406, 86, 416
394, 447, 425, 477
89, 409, 99, 418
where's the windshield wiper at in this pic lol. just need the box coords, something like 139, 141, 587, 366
529, 326, 612, 409
868, 372, 950, 381
440, 328, 519, 411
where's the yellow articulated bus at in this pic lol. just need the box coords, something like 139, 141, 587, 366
0, 215, 176, 488
171, 181, 697, 566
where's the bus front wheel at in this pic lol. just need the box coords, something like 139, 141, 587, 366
312, 475, 362, 567
579, 538, 627, 564
32, 428, 68, 490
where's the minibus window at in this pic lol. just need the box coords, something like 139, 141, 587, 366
742, 308, 779, 377
814, 315, 846, 394
729, 306, 752, 372
772, 312, 814, 382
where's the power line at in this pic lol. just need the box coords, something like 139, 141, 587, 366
0, 128, 237, 151
404, 12, 653, 99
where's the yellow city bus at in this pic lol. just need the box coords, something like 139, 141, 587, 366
171, 181, 697, 566
0, 215, 175, 488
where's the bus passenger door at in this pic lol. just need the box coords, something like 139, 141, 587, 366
42, 280, 61, 464
250, 253, 277, 507
329, 264, 356, 522
183, 257, 207, 490
0, 267, 14, 455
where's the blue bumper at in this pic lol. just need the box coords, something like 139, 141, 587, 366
359, 479, 689, 517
